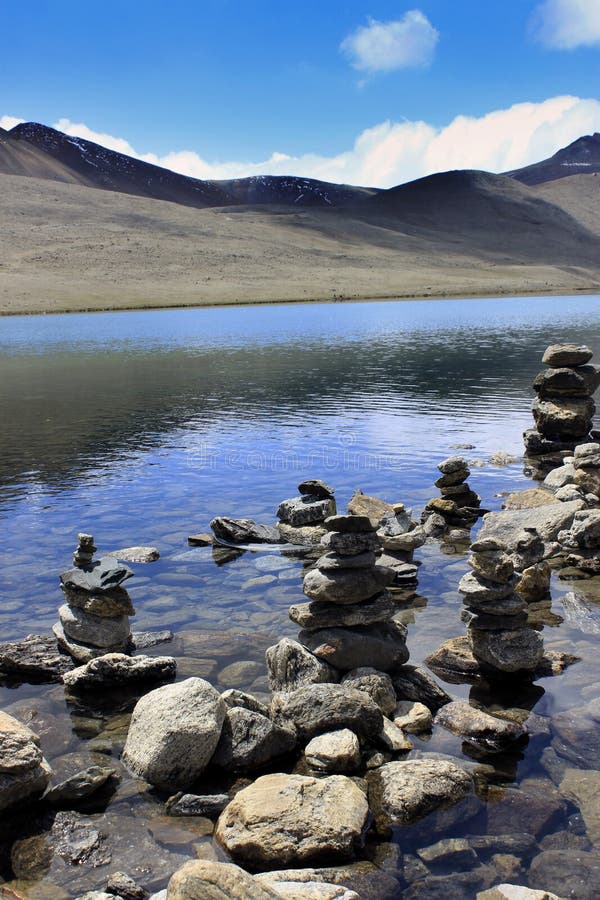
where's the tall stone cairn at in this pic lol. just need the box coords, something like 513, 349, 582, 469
53, 533, 135, 663
524, 343, 600, 461
267, 514, 410, 691
458, 536, 544, 674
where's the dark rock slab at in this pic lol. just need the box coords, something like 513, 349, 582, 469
0, 634, 75, 683
210, 516, 282, 544
211, 707, 297, 772
299, 621, 409, 672
166, 792, 230, 817
60, 557, 134, 593
271, 683, 383, 741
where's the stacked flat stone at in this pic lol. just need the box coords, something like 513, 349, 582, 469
276, 479, 336, 545
458, 537, 544, 674
53, 533, 135, 663
524, 344, 600, 461
289, 514, 409, 673
423, 456, 481, 532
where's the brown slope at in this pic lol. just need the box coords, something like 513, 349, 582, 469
506, 133, 600, 185
533, 173, 600, 236
1, 172, 599, 316
0, 126, 86, 183
359, 169, 600, 266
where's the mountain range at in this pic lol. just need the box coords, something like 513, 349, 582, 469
1, 121, 599, 314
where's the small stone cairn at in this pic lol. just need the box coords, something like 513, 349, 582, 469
53, 533, 135, 663
524, 343, 600, 466
458, 536, 544, 674
422, 455, 482, 536
276, 479, 336, 545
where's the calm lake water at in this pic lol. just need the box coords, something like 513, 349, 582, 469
2, 295, 600, 897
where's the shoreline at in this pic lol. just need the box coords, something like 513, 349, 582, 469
1, 283, 599, 318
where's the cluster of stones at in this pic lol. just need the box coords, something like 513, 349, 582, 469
422, 455, 482, 537
276, 478, 337, 545
524, 343, 600, 464
53, 533, 136, 663
458, 536, 544, 674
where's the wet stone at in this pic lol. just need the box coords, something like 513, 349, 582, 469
210, 516, 282, 544
58, 604, 131, 649
60, 557, 134, 593
0, 634, 75, 683
289, 592, 396, 630
391, 665, 452, 712
435, 701, 526, 750
299, 621, 409, 672
107, 545, 160, 563
270, 683, 383, 742
62, 653, 176, 691
166, 792, 231, 817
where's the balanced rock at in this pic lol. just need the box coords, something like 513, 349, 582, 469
542, 344, 594, 367
215, 773, 369, 866
122, 677, 226, 788
60, 557, 133, 593
58, 604, 131, 649
298, 479, 335, 499
289, 591, 396, 630
302, 565, 395, 605
278, 496, 336, 527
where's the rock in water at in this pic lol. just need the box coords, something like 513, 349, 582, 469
304, 729, 361, 772
299, 622, 409, 671
435, 700, 526, 749
0, 634, 75, 683
167, 859, 282, 899
211, 707, 297, 772
60, 557, 133, 592
122, 677, 226, 788
215, 773, 369, 866
265, 638, 338, 692
367, 759, 473, 836
270, 683, 383, 741
210, 516, 282, 544
62, 653, 177, 691
0, 711, 52, 812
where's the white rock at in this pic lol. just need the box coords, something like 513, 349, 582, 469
393, 700, 433, 734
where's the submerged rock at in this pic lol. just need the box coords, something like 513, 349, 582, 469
367, 759, 473, 836
215, 773, 369, 866
107, 545, 160, 563
305, 729, 361, 773
299, 621, 409, 672
435, 700, 526, 750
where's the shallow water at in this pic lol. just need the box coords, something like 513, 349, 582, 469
2, 295, 600, 896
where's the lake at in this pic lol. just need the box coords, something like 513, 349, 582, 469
1, 294, 600, 897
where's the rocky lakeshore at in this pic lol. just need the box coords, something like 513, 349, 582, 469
3, 344, 600, 899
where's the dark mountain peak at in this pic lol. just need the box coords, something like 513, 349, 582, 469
507, 133, 600, 185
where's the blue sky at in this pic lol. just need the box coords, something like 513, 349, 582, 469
2, 1, 600, 187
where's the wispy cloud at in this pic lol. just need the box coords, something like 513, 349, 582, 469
40, 96, 600, 189
531, 0, 600, 49
340, 10, 439, 73
0, 115, 25, 130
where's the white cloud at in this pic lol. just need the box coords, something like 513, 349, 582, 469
532, 0, 600, 49
0, 115, 25, 130
340, 10, 439, 73
4, 95, 600, 189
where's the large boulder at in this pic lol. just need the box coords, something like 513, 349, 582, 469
122, 677, 226, 788
367, 759, 473, 836
0, 711, 51, 812
478, 500, 584, 546
266, 638, 338, 692
211, 707, 297, 772
270, 683, 383, 741
215, 773, 368, 866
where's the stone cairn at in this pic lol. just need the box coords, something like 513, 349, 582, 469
53, 533, 135, 663
422, 455, 482, 538
458, 536, 544, 675
524, 343, 600, 471
276, 479, 336, 545
266, 514, 417, 748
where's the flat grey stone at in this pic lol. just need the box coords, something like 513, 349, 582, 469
289, 592, 396, 630
62, 653, 176, 691
60, 557, 134, 593
0, 634, 75, 683
542, 343, 593, 367
277, 496, 336, 526
271, 683, 383, 742
58, 604, 131, 649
